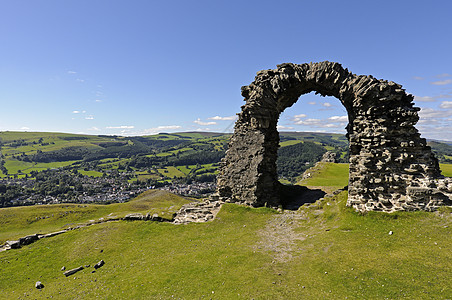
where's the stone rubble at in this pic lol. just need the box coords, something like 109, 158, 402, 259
63, 266, 84, 277
321, 151, 337, 163
173, 200, 223, 224
216, 61, 452, 212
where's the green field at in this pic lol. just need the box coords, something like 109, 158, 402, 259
1, 162, 452, 298
298, 162, 350, 188
0, 190, 191, 245
299, 163, 451, 189
78, 170, 104, 177
1, 191, 451, 299
440, 163, 452, 177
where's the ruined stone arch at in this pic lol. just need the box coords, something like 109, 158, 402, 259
216, 62, 452, 212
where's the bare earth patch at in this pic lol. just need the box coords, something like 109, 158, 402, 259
254, 210, 309, 263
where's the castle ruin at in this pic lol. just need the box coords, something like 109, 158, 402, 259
216, 62, 452, 212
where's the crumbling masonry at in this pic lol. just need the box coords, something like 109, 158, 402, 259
216, 62, 452, 212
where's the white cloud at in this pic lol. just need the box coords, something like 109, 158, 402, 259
308, 101, 316, 105
419, 107, 452, 119
277, 125, 294, 130
156, 125, 181, 130
431, 79, 452, 85
194, 118, 216, 126
85, 115, 94, 120
328, 115, 348, 122
440, 101, 452, 109
208, 115, 237, 121
141, 125, 182, 135
413, 76, 424, 80
322, 102, 332, 107
20, 126, 30, 130
293, 118, 321, 125
76, 78, 85, 83
414, 96, 436, 102
106, 125, 135, 129
294, 114, 307, 118
67, 70, 77, 74
88, 127, 101, 131
194, 127, 213, 132
435, 73, 451, 78
95, 99, 102, 102
72, 110, 80, 114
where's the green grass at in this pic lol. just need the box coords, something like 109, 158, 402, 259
1, 193, 451, 299
440, 163, 452, 177
78, 170, 104, 177
298, 162, 349, 188
157, 166, 186, 178
2, 160, 77, 175
0, 190, 191, 245
279, 140, 302, 147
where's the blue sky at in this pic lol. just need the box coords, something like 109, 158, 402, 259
1, 0, 451, 140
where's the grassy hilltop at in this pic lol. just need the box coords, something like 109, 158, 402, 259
1, 163, 451, 299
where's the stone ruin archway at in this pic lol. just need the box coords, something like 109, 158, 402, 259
216, 62, 452, 212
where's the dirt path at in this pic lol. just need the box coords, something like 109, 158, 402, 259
254, 210, 309, 263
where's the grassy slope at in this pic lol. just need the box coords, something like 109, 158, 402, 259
297, 162, 350, 193
440, 163, 452, 177
1, 193, 451, 299
0, 190, 192, 245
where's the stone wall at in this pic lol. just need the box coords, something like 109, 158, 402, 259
216, 62, 452, 212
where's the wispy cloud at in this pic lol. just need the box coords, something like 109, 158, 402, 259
419, 107, 452, 119
140, 125, 182, 135
294, 114, 307, 118
322, 102, 332, 107
208, 115, 237, 121
414, 96, 436, 102
290, 113, 347, 131
194, 127, 212, 132
439, 101, 452, 109
20, 126, 30, 130
413, 76, 424, 80
88, 127, 101, 131
67, 70, 77, 74
194, 118, 216, 126
328, 115, 348, 122
308, 101, 316, 105
76, 78, 85, 83
85, 115, 94, 120
434, 73, 451, 78
106, 125, 135, 129
72, 110, 80, 114
277, 125, 294, 130
95, 99, 103, 102
431, 79, 452, 86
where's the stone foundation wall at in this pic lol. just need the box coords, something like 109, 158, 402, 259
216, 62, 452, 212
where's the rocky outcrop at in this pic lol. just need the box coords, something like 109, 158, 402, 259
123, 212, 167, 222
321, 151, 336, 163
216, 62, 452, 212
173, 200, 223, 224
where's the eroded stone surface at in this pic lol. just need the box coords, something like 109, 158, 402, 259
173, 200, 223, 224
216, 62, 452, 212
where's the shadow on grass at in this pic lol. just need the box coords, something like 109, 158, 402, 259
279, 184, 326, 210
